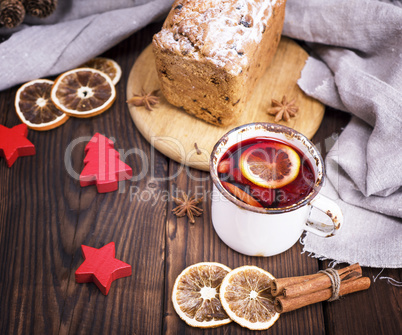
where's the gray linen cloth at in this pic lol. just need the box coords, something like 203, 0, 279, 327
0, 0, 174, 91
0, 0, 401, 267
283, 0, 402, 268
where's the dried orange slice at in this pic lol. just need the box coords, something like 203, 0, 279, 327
172, 262, 232, 328
220, 266, 280, 330
239, 142, 300, 189
15, 79, 69, 131
50, 68, 116, 118
81, 57, 122, 85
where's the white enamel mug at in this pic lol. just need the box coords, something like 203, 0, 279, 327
210, 123, 343, 257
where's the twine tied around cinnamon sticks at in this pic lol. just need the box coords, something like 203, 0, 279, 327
318, 268, 341, 301
272, 263, 371, 313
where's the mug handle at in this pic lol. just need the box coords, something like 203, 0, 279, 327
304, 194, 343, 237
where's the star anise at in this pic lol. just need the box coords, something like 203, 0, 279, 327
172, 191, 203, 224
127, 89, 159, 111
267, 96, 299, 122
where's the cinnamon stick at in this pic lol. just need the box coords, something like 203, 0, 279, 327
271, 273, 321, 297
283, 264, 362, 298
271, 263, 362, 297
274, 277, 371, 313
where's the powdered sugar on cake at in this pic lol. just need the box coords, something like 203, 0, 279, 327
155, 0, 278, 75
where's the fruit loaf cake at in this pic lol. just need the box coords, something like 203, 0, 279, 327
152, 0, 287, 127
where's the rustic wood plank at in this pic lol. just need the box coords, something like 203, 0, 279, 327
322, 264, 402, 335
0, 87, 82, 334
56, 122, 169, 335
0, 23, 169, 335
163, 161, 325, 334
57, 24, 169, 335
311, 108, 402, 334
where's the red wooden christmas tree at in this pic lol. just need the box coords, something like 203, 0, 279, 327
80, 133, 132, 193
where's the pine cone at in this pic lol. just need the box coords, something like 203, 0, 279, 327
24, 0, 57, 18
0, 0, 25, 28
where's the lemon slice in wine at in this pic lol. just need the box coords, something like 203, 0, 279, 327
239, 142, 300, 189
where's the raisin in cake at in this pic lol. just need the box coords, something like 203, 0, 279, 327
153, 0, 287, 126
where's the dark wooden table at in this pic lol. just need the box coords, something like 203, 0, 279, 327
1, 22, 401, 335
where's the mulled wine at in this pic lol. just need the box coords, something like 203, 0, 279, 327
217, 137, 315, 209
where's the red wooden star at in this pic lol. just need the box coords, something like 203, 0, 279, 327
0, 124, 35, 167
75, 242, 132, 295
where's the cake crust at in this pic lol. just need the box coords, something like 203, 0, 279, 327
153, 0, 287, 126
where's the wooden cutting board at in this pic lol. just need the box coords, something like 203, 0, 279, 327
127, 37, 324, 171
